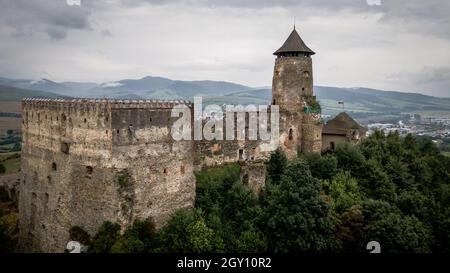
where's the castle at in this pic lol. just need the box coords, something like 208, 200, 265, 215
18, 27, 323, 252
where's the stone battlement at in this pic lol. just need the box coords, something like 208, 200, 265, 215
22, 98, 193, 109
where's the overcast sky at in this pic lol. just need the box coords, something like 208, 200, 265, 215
0, 0, 449, 97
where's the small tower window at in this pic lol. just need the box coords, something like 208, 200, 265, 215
163, 168, 167, 175
272, 99, 276, 105
289, 128, 294, 140
251, 147, 256, 160
212, 143, 222, 154
330, 142, 335, 151
52, 162, 57, 171
238, 149, 244, 160
86, 166, 93, 175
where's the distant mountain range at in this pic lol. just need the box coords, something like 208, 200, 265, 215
0, 76, 253, 99
1, 76, 449, 115
0, 85, 68, 101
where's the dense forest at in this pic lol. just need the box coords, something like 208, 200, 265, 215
1, 131, 449, 253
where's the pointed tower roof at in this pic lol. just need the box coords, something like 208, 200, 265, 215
274, 27, 315, 56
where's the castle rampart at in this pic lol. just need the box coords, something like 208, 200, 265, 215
18, 27, 322, 252
19, 98, 195, 252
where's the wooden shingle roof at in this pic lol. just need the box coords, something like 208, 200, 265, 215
274, 28, 315, 56
323, 112, 367, 136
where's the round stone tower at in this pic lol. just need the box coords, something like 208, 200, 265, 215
272, 27, 322, 158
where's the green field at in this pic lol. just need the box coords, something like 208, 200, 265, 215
0, 152, 21, 174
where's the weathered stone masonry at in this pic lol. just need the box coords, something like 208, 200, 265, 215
19, 99, 195, 252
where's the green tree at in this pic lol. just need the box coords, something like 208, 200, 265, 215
361, 213, 432, 253
359, 159, 397, 202
262, 159, 338, 252
360, 199, 432, 253
158, 209, 220, 253
110, 219, 157, 253
333, 205, 364, 253
195, 164, 240, 214
69, 226, 91, 246
0, 217, 16, 253
384, 156, 414, 191
333, 144, 366, 178
111, 235, 145, 253
89, 221, 121, 253
235, 229, 267, 253
186, 218, 214, 253
304, 153, 338, 180
266, 148, 287, 185
397, 190, 432, 221
322, 171, 363, 214
221, 182, 261, 233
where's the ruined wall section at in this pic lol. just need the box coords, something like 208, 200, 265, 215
194, 109, 275, 166
110, 101, 195, 228
301, 113, 323, 153
19, 99, 120, 252
194, 109, 274, 195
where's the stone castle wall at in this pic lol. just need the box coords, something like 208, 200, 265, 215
19, 99, 195, 252
19, 46, 323, 252
108, 101, 195, 229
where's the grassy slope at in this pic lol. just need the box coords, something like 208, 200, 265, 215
0, 152, 21, 174
216, 87, 450, 115
0, 85, 67, 101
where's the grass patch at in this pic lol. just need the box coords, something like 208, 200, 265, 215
116, 170, 130, 190
195, 163, 240, 186
0, 152, 20, 174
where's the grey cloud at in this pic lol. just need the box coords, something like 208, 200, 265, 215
121, 0, 450, 39
3, 0, 448, 39
0, 0, 93, 39
414, 67, 450, 85
120, 0, 370, 10
376, 0, 450, 39
387, 67, 450, 97
101, 29, 112, 37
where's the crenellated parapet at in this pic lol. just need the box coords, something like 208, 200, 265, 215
22, 98, 193, 110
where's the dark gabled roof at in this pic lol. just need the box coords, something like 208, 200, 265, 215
323, 112, 367, 135
274, 27, 315, 56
